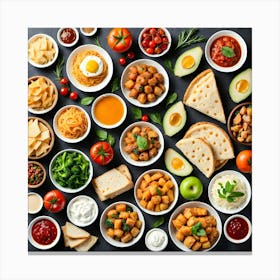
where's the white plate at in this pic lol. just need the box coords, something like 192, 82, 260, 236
66, 44, 113, 92
120, 59, 169, 108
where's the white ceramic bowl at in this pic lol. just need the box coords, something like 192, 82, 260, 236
80, 28, 98, 37
49, 149, 93, 194
99, 201, 145, 248
134, 169, 178, 216
28, 33, 59, 68
66, 44, 113, 92
168, 201, 222, 252
145, 228, 168, 251
208, 170, 251, 214
119, 121, 164, 167
57, 28, 79, 47
28, 192, 43, 214
91, 93, 127, 129
120, 58, 169, 108
223, 214, 252, 244
67, 195, 99, 227
205, 30, 247, 72
28, 216, 61, 250
138, 28, 172, 57
53, 105, 91, 143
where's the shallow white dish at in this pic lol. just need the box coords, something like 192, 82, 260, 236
66, 44, 113, 92
57, 27, 79, 48
120, 58, 169, 108
80, 28, 98, 37
145, 228, 168, 251
28, 192, 43, 214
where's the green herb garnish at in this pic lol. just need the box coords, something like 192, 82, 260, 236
94, 36, 101, 47
175, 28, 206, 50
164, 59, 173, 71
149, 112, 162, 126
166, 92, 178, 107
191, 222, 206, 236
95, 129, 115, 146
80, 96, 94, 106
152, 217, 165, 228
221, 46, 236, 58
105, 218, 114, 228
137, 135, 148, 150
131, 107, 142, 120
217, 180, 244, 203
107, 134, 115, 146
53, 56, 64, 80
156, 187, 162, 196
126, 206, 133, 212
122, 220, 130, 232
111, 77, 120, 92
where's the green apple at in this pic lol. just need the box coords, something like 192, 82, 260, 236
180, 176, 203, 200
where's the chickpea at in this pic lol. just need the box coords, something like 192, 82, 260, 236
137, 93, 147, 104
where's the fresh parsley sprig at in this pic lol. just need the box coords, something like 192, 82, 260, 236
191, 222, 206, 236
217, 180, 244, 203
175, 28, 206, 50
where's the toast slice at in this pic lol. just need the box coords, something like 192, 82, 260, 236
74, 235, 98, 252
183, 69, 226, 123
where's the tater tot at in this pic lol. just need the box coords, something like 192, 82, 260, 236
140, 199, 148, 208
136, 188, 143, 200
129, 88, 138, 98
151, 172, 163, 181
119, 211, 130, 219
107, 228, 114, 238
184, 236, 196, 248
151, 195, 161, 205
137, 93, 147, 104
179, 226, 192, 236
115, 204, 127, 212
192, 241, 202, 251
144, 85, 153, 94
176, 231, 185, 242
147, 93, 156, 102
154, 86, 163, 96
148, 66, 157, 74
114, 219, 122, 230
176, 213, 187, 225
161, 195, 170, 205
124, 80, 135, 89
167, 189, 174, 202
147, 201, 155, 211
131, 227, 140, 237
135, 220, 142, 229
121, 233, 133, 243
129, 211, 138, 221
107, 209, 118, 218
143, 174, 152, 183
159, 203, 168, 211
114, 229, 124, 239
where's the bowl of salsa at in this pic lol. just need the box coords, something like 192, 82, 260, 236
205, 30, 247, 72
57, 28, 79, 47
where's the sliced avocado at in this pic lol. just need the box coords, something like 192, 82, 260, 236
165, 148, 193, 177
229, 68, 252, 103
174, 46, 203, 77
163, 101, 186, 137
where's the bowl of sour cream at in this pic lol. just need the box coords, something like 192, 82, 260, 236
145, 228, 168, 252
67, 195, 99, 227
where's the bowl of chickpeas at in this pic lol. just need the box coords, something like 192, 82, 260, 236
120, 59, 169, 108
134, 169, 179, 216
119, 121, 164, 167
99, 201, 145, 248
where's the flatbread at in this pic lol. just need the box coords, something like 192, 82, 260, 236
183, 69, 226, 123
74, 235, 98, 252
176, 137, 215, 178
65, 222, 90, 239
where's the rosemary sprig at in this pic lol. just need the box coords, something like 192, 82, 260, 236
175, 28, 206, 50
53, 56, 65, 80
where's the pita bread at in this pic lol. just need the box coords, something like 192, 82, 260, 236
176, 137, 215, 178
74, 235, 98, 252
183, 69, 226, 123
65, 222, 90, 239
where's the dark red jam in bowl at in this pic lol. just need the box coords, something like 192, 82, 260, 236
60, 28, 76, 44
226, 216, 249, 240
32, 218, 57, 245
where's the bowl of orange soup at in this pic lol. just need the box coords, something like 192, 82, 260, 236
91, 93, 127, 129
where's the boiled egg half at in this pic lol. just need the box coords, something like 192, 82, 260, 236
80, 55, 103, 77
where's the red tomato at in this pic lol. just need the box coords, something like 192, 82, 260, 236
119, 57, 127, 65
149, 40, 157, 48
59, 77, 68, 85
142, 33, 151, 39
141, 114, 149, 122
107, 28, 133, 53
90, 142, 114, 166
157, 28, 166, 36
43, 190, 66, 213
69, 91, 79, 100
162, 36, 169, 43
154, 46, 162, 54
126, 51, 135, 60
142, 39, 150, 48
146, 48, 154, 54
236, 150, 252, 173
60, 87, 69, 96
149, 28, 157, 35
154, 36, 162, 44
161, 43, 168, 51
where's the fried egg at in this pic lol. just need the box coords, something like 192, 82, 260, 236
80, 55, 103, 77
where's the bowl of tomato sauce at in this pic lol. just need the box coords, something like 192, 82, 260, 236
28, 216, 61, 250
205, 30, 247, 72
223, 214, 251, 244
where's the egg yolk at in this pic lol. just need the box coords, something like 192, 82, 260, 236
236, 79, 249, 93
86, 60, 99, 73
181, 55, 195, 69
169, 112, 182, 126
171, 157, 184, 170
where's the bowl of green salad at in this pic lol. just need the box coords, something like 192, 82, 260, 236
49, 149, 93, 193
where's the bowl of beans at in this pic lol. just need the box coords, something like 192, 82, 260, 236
28, 161, 46, 188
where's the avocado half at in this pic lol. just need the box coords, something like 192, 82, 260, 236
229, 68, 252, 103
163, 101, 187, 137
174, 46, 203, 77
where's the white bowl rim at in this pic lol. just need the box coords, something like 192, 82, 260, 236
67, 195, 99, 227
99, 201, 145, 248
53, 104, 91, 143
168, 201, 222, 252
28, 215, 61, 250
145, 228, 168, 252
49, 148, 93, 194
57, 27, 79, 47
91, 93, 127, 129
138, 27, 172, 58
205, 29, 247, 73
80, 28, 98, 36
28, 33, 59, 68
66, 44, 113, 92
28, 192, 43, 214
120, 58, 169, 108
119, 121, 164, 167
223, 214, 252, 244
134, 168, 178, 216
208, 169, 251, 214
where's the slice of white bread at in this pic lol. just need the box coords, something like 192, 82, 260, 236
65, 222, 90, 239
183, 69, 226, 123
176, 137, 215, 178
74, 235, 98, 252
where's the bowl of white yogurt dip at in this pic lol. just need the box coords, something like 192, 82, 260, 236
145, 228, 168, 251
67, 195, 99, 227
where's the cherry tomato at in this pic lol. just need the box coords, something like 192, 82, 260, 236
69, 91, 79, 100
43, 190, 66, 213
236, 150, 252, 173
160, 43, 168, 51
90, 142, 114, 166
59, 77, 68, 85
142, 33, 151, 39
107, 28, 133, 53
146, 48, 154, 54
154, 46, 162, 54
157, 28, 166, 36
142, 39, 150, 48
149, 28, 157, 35
141, 114, 149, 122
149, 40, 157, 48
154, 36, 162, 44
119, 57, 127, 65
126, 51, 135, 60
60, 87, 69, 96
162, 36, 169, 43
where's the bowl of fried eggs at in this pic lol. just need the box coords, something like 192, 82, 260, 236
66, 44, 113, 92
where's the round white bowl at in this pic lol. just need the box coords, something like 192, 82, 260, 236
49, 149, 93, 194
100, 201, 145, 248
119, 121, 164, 167
145, 228, 168, 252
223, 214, 252, 244
53, 105, 91, 143
28, 216, 61, 250
57, 28, 79, 48
134, 169, 178, 216
28, 33, 59, 68
66, 44, 113, 92
168, 201, 222, 252
208, 170, 251, 214
91, 93, 127, 129
138, 28, 172, 58
80, 28, 98, 37
205, 30, 247, 72
120, 58, 169, 108
67, 195, 99, 227
28, 192, 43, 214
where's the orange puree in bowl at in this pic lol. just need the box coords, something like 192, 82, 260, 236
94, 95, 124, 125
